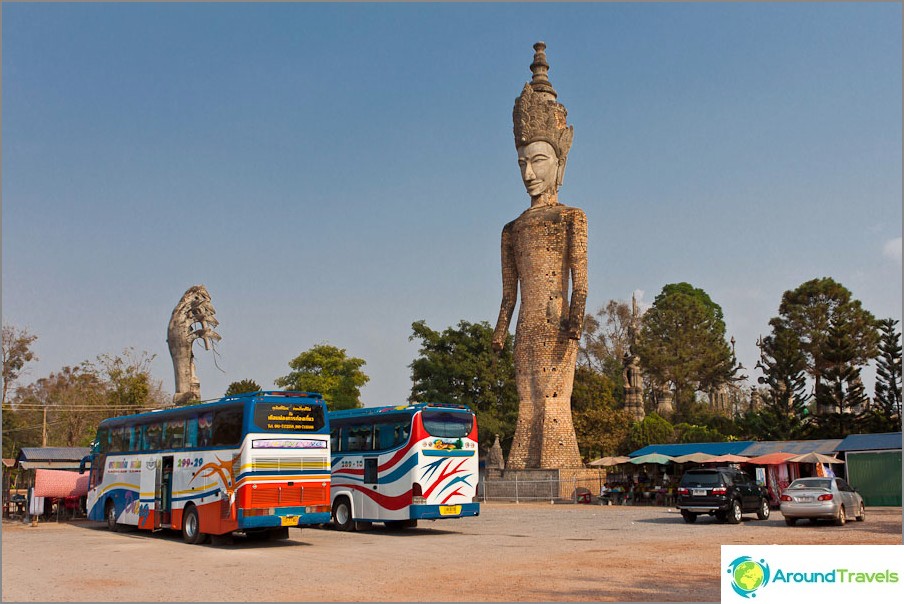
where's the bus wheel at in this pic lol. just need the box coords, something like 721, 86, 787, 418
182, 505, 206, 544
332, 498, 355, 532
269, 527, 290, 540
105, 500, 121, 532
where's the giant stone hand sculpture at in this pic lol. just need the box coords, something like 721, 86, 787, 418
167, 285, 220, 405
492, 43, 587, 469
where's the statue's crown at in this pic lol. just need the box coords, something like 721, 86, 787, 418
513, 42, 573, 159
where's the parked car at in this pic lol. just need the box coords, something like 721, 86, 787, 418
779, 477, 865, 526
676, 467, 770, 524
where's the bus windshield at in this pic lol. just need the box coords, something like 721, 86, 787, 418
422, 409, 473, 438
253, 402, 325, 432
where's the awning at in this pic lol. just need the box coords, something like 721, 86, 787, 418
787, 452, 845, 465
705, 454, 750, 464
33, 469, 89, 498
671, 452, 717, 464
628, 453, 675, 465
745, 452, 797, 465
587, 456, 632, 467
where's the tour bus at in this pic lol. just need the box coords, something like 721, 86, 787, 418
328, 402, 480, 530
80, 391, 331, 543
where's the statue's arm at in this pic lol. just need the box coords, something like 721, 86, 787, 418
492, 224, 518, 351
566, 209, 588, 340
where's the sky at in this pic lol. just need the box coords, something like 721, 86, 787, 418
2, 2, 902, 409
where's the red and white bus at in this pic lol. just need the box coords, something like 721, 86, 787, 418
328, 402, 480, 530
80, 391, 331, 543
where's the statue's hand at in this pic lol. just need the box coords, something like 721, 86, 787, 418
565, 320, 582, 341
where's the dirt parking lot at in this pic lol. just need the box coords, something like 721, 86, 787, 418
2, 503, 902, 602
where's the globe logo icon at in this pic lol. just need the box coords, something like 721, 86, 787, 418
726, 556, 770, 598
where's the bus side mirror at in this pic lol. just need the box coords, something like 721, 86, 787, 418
78, 455, 91, 475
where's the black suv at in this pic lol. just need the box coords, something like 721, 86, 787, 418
677, 467, 770, 524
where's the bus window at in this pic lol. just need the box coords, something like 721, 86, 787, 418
127, 426, 140, 452
110, 426, 128, 453
144, 422, 163, 450
197, 412, 214, 447
185, 416, 198, 448
211, 408, 242, 446
374, 419, 410, 450
330, 426, 340, 452
96, 427, 110, 454
422, 410, 473, 438
164, 419, 185, 449
346, 425, 372, 451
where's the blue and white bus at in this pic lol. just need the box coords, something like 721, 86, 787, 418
80, 391, 331, 543
328, 402, 480, 530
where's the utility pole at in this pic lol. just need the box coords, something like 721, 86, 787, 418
42, 407, 47, 447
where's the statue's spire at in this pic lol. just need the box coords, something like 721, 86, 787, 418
529, 41, 557, 99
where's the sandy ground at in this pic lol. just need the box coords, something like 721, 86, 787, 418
2, 502, 902, 602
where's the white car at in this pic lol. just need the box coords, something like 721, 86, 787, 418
779, 477, 865, 526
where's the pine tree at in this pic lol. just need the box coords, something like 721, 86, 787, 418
872, 318, 902, 431
812, 319, 868, 437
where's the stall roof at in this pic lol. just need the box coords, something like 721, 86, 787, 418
629, 441, 754, 457
16, 447, 91, 470
835, 432, 902, 453
737, 439, 842, 457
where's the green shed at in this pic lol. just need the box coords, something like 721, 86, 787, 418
836, 433, 902, 507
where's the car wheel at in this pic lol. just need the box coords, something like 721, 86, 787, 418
681, 510, 697, 524
332, 497, 355, 532
855, 502, 865, 522
784, 517, 797, 526
715, 511, 727, 522
182, 505, 206, 544
756, 498, 770, 520
834, 504, 846, 527
727, 499, 742, 524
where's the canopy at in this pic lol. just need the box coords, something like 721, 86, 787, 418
587, 455, 632, 467
628, 453, 675, 465
705, 454, 750, 464
787, 452, 845, 465
34, 469, 89, 498
745, 452, 797, 465
672, 452, 716, 464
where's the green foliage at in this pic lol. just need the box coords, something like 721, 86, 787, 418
571, 365, 618, 413
571, 365, 632, 459
579, 299, 633, 401
628, 412, 675, 451
770, 277, 879, 387
275, 344, 369, 411
226, 379, 262, 397
673, 422, 724, 443
408, 319, 518, 453
94, 349, 164, 413
873, 318, 902, 431
810, 319, 870, 438
634, 283, 736, 416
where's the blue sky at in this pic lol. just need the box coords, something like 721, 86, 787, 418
3, 2, 901, 407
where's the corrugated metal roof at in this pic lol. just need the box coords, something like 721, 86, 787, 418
629, 441, 754, 457
17, 447, 91, 462
737, 439, 842, 456
835, 432, 902, 452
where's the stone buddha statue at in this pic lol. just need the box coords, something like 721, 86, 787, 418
492, 42, 587, 469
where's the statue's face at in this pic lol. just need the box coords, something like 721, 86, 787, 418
517, 141, 559, 198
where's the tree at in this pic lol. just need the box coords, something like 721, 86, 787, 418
809, 319, 870, 438
871, 318, 902, 431
580, 299, 634, 389
275, 344, 369, 410
740, 328, 812, 440
226, 379, 262, 397
627, 412, 674, 451
93, 349, 167, 414
769, 278, 879, 402
634, 283, 736, 418
2, 324, 38, 407
570, 366, 632, 459
408, 319, 518, 453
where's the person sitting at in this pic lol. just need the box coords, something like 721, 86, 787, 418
599, 483, 612, 505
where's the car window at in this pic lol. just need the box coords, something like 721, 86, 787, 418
721, 472, 734, 486
835, 478, 851, 492
680, 472, 721, 486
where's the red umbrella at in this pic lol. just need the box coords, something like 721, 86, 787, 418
745, 452, 797, 465
705, 454, 750, 464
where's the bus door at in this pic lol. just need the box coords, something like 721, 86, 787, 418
156, 456, 174, 529
362, 457, 380, 519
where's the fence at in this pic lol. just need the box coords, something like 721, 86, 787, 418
479, 472, 603, 503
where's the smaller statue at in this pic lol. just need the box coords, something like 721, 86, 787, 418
167, 285, 220, 405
